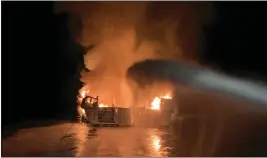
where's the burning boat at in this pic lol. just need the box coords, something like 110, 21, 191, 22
133, 93, 175, 127
77, 91, 132, 127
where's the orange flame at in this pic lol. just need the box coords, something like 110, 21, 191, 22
151, 97, 161, 110
162, 94, 172, 99
150, 93, 172, 110
99, 103, 109, 107
81, 91, 86, 98
79, 89, 90, 99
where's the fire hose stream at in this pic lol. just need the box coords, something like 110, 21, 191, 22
127, 59, 267, 156
127, 59, 267, 106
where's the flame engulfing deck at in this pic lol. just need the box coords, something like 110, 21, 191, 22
150, 93, 172, 110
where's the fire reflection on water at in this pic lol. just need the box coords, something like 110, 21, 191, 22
152, 135, 161, 152
147, 129, 164, 157
70, 124, 89, 157
70, 125, 168, 157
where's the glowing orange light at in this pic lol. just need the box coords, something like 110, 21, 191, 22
152, 136, 161, 152
150, 92, 172, 110
151, 97, 161, 110
162, 94, 171, 99
99, 103, 108, 107
81, 91, 86, 98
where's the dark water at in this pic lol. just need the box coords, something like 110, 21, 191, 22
2, 123, 180, 157
3, 115, 267, 157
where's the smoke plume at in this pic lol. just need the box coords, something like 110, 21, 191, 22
54, 2, 214, 107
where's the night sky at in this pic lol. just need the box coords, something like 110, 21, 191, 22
2, 2, 267, 127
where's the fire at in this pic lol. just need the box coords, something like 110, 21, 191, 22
162, 94, 171, 99
79, 89, 89, 99
78, 90, 87, 104
99, 103, 108, 107
150, 93, 172, 110
152, 135, 161, 152
151, 97, 161, 110
78, 88, 110, 108
81, 91, 86, 98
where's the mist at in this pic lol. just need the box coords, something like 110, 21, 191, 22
54, 2, 214, 108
